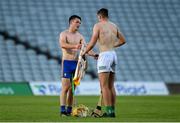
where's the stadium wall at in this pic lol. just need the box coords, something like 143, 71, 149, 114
1, 81, 179, 96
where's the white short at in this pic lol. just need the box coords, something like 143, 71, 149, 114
97, 50, 117, 73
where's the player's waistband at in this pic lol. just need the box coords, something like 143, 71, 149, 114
99, 50, 116, 56
63, 59, 77, 62
63, 60, 78, 64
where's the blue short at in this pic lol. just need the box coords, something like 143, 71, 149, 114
62, 60, 77, 79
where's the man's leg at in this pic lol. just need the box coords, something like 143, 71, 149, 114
109, 72, 116, 117
99, 72, 111, 106
99, 72, 114, 116
66, 87, 73, 115
60, 78, 71, 115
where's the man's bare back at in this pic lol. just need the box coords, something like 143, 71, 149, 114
96, 21, 119, 52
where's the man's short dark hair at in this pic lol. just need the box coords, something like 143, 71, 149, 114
69, 15, 81, 24
97, 8, 108, 18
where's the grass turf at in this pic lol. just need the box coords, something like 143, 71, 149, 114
0, 95, 180, 122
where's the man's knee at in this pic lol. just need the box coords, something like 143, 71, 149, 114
109, 85, 115, 90
101, 85, 110, 92
62, 85, 71, 93
68, 88, 73, 94
101, 84, 108, 89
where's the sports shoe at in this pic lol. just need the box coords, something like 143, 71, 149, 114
111, 112, 116, 117
66, 112, 71, 116
101, 113, 115, 118
60, 112, 71, 117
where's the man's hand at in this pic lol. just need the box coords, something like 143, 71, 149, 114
93, 54, 99, 60
72, 44, 82, 51
75, 44, 82, 49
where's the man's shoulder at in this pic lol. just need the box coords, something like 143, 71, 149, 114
93, 23, 101, 30
62, 29, 69, 34
95, 22, 101, 27
61, 30, 68, 34
60, 30, 68, 37
109, 21, 117, 27
97, 21, 117, 28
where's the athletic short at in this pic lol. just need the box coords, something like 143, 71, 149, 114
97, 50, 117, 73
62, 60, 77, 78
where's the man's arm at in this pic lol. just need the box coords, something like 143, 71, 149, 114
87, 50, 99, 59
80, 34, 98, 59
114, 28, 126, 48
87, 50, 97, 57
84, 24, 99, 54
59, 32, 81, 49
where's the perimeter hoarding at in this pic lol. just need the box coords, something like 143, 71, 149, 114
29, 81, 169, 96
0, 82, 33, 95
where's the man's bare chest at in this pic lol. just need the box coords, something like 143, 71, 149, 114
66, 34, 82, 44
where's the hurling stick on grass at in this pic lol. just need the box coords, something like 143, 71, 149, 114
97, 92, 103, 107
91, 92, 103, 117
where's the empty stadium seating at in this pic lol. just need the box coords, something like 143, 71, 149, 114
0, 0, 180, 82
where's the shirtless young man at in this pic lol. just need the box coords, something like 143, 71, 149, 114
83, 8, 126, 117
59, 15, 97, 116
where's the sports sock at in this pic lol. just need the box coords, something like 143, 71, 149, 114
96, 106, 101, 110
66, 106, 72, 114
112, 106, 115, 113
105, 106, 113, 115
61, 105, 66, 113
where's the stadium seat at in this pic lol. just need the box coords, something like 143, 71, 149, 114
0, 0, 179, 82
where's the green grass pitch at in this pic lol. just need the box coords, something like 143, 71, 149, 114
0, 95, 180, 122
